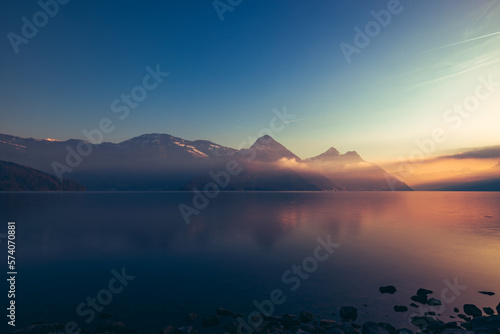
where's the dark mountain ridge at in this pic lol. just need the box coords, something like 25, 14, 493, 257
0, 133, 412, 191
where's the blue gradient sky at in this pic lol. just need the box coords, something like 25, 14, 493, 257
1, 0, 499, 162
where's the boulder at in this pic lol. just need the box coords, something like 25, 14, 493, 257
478, 291, 496, 296
379, 286, 397, 294
417, 288, 433, 296
394, 306, 408, 313
362, 322, 391, 334
378, 322, 396, 334
471, 315, 500, 331
300, 311, 314, 323
484, 307, 495, 316
444, 322, 461, 329
410, 316, 445, 330
464, 304, 482, 318
410, 295, 427, 304
458, 314, 471, 321
427, 298, 442, 306
340, 307, 358, 322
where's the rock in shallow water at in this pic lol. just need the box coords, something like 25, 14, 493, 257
300, 310, 314, 323
427, 298, 442, 306
362, 322, 391, 334
379, 286, 397, 294
378, 322, 396, 334
478, 291, 496, 296
394, 306, 408, 313
484, 307, 495, 316
417, 288, 433, 296
340, 306, 358, 322
410, 294, 427, 304
457, 314, 471, 321
464, 304, 483, 318
471, 315, 500, 330
410, 316, 445, 330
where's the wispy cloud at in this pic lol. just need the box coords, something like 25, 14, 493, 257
436, 145, 500, 160
409, 35, 500, 89
420, 31, 500, 54
464, 0, 500, 38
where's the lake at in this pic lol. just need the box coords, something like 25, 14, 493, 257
1, 192, 499, 333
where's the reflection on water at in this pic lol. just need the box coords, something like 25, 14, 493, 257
0, 192, 499, 332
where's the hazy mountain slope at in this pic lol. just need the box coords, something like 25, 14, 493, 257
306, 147, 413, 191
0, 160, 85, 191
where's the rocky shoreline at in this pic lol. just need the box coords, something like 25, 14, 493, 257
12, 288, 500, 334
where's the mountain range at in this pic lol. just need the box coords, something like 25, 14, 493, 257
0, 133, 412, 191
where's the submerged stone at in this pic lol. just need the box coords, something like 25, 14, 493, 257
427, 298, 442, 306
340, 306, 358, 322
300, 311, 314, 323
410, 294, 427, 304
379, 286, 397, 294
416, 288, 433, 296
394, 306, 408, 313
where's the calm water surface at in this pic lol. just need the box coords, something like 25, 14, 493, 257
0, 192, 499, 333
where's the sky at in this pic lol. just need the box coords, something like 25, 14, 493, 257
1, 0, 499, 166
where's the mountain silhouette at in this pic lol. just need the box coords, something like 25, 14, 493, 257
0, 133, 412, 191
0, 160, 84, 191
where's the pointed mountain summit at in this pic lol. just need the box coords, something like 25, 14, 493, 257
306, 148, 363, 165
245, 135, 301, 162
324, 147, 341, 156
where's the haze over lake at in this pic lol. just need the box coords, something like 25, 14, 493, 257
2, 191, 499, 333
